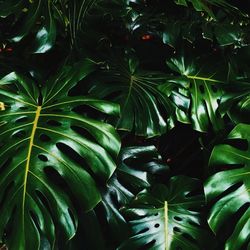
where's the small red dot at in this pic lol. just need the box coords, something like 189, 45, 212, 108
167, 158, 172, 163
141, 34, 152, 41
6, 47, 13, 52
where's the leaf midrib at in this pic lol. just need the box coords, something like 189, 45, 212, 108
22, 105, 41, 233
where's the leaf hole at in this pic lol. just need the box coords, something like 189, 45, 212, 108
35, 190, 52, 215
154, 223, 160, 228
138, 239, 156, 249
29, 210, 41, 230
173, 227, 181, 233
39, 134, 51, 142
19, 106, 29, 110
15, 116, 28, 123
46, 120, 62, 127
211, 85, 218, 93
38, 154, 48, 162
174, 216, 182, 222
68, 208, 77, 230
71, 125, 97, 143
199, 85, 205, 94
11, 130, 26, 139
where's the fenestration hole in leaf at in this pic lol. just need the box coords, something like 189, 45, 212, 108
11, 130, 26, 139
71, 125, 97, 143
138, 239, 156, 250
199, 85, 205, 94
35, 190, 52, 215
183, 232, 197, 244
46, 120, 62, 127
68, 208, 77, 229
39, 134, 51, 142
173, 227, 181, 233
38, 154, 48, 162
154, 223, 160, 228
137, 227, 150, 234
29, 210, 40, 229
44, 166, 69, 191
19, 106, 29, 110
15, 116, 28, 123
174, 216, 182, 222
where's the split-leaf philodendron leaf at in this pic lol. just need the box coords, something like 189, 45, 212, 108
119, 176, 214, 250
0, 59, 120, 249
205, 123, 250, 250
163, 56, 224, 132
102, 145, 169, 238
89, 55, 176, 138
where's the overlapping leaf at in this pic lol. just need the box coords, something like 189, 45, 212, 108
0, 59, 120, 249
220, 78, 250, 124
119, 176, 214, 250
205, 124, 250, 250
101, 145, 169, 239
0, 0, 56, 53
89, 55, 176, 137
160, 56, 224, 132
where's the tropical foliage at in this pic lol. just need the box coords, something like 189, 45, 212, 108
0, 0, 249, 249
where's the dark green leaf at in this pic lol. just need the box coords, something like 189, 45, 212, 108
163, 56, 224, 132
0, 59, 120, 249
119, 176, 214, 250
205, 123, 250, 250
90, 55, 176, 138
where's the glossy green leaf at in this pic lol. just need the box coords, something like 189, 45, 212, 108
220, 79, 250, 124
89, 55, 176, 138
0, 59, 120, 249
164, 56, 224, 132
174, 0, 232, 17
205, 123, 250, 250
0, 0, 25, 17
214, 24, 246, 47
119, 176, 214, 250
100, 146, 169, 245
32, 1, 56, 53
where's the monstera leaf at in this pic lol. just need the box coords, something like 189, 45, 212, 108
161, 56, 224, 132
89, 55, 176, 138
0, 0, 56, 53
119, 176, 214, 250
101, 145, 169, 236
174, 0, 233, 17
0, 59, 120, 249
220, 78, 250, 124
205, 123, 250, 250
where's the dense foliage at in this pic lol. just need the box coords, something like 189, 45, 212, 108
0, 0, 249, 249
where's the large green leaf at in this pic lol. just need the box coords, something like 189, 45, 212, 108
0, 59, 120, 249
162, 56, 224, 132
69, 145, 169, 250
220, 78, 250, 124
101, 145, 169, 237
119, 176, 214, 250
205, 123, 250, 250
0, 0, 56, 53
174, 0, 233, 18
89, 55, 176, 138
